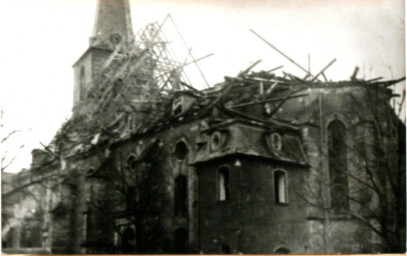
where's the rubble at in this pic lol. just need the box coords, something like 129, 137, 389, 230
49, 23, 405, 163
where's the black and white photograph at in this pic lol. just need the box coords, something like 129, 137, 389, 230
1, 0, 405, 254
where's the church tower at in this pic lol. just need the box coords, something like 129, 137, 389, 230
72, 0, 135, 107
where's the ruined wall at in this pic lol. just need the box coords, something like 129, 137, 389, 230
99, 118, 204, 253
48, 153, 114, 253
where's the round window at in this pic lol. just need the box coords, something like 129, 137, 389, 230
211, 131, 222, 151
271, 133, 282, 151
110, 33, 122, 44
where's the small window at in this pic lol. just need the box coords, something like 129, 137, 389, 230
221, 244, 231, 254
274, 170, 287, 204
173, 105, 183, 116
270, 133, 282, 150
211, 131, 223, 151
218, 167, 230, 201
174, 141, 188, 160
128, 155, 137, 171
110, 33, 122, 44
173, 97, 183, 116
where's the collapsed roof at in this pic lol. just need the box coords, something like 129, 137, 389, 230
42, 17, 404, 162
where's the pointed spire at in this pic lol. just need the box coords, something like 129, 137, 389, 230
89, 0, 135, 49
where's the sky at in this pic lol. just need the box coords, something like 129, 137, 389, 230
0, 0, 405, 173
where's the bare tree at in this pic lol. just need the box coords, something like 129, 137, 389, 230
300, 84, 405, 253
82, 140, 169, 253
0, 107, 25, 173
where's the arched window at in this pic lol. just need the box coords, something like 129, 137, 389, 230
79, 67, 86, 100
174, 141, 188, 160
173, 228, 188, 253
128, 155, 137, 171
274, 170, 287, 204
328, 120, 349, 210
174, 175, 188, 216
218, 167, 230, 201
121, 227, 136, 253
275, 247, 290, 254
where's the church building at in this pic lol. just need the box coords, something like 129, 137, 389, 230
2, 0, 405, 254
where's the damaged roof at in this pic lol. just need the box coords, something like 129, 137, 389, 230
35, 22, 404, 166
191, 117, 309, 166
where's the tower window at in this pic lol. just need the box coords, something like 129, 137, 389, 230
328, 120, 349, 211
274, 170, 287, 204
218, 167, 230, 201
174, 175, 188, 217
174, 141, 188, 160
79, 67, 86, 100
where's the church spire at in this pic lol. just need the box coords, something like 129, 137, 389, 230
73, 0, 136, 107
89, 0, 135, 49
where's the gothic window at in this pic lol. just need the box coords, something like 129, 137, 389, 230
173, 228, 188, 253
328, 120, 349, 211
218, 167, 230, 201
174, 175, 188, 217
274, 170, 287, 204
174, 141, 188, 160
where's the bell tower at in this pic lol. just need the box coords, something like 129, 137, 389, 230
72, 0, 135, 107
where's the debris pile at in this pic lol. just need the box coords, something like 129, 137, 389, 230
49, 25, 404, 158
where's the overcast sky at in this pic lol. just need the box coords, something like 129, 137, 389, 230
0, 0, 405, 173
